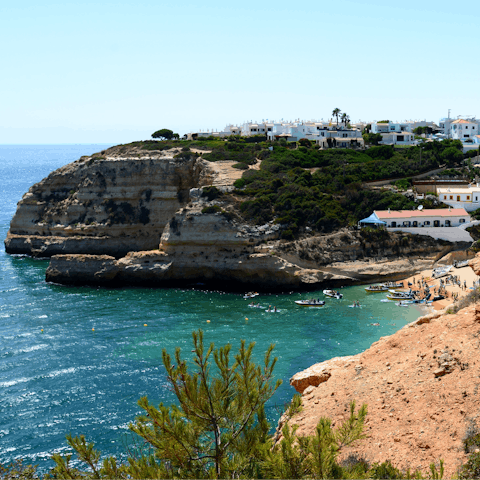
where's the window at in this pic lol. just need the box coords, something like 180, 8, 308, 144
424, 221, 430, 226
444, 195, 447, 200
467, 196, 470, 200
434, 220, 440, 227
476, 197, 478, 202
412, 221, 418, 227
457, 195, 461, 201
391, 221, 397, 227
445, 220, 451, 227
460, 219, 466, 223
450, 195, 453, 200
397, 135, 404, 141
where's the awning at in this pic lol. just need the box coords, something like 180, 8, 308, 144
359, 213, 386, 225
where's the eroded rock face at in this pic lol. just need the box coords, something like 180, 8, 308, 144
5, 146, 210, 257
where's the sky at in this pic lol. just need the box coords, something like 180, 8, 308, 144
1, 0, 479, 144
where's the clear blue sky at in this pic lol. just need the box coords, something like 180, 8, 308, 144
1, 0, 478, 144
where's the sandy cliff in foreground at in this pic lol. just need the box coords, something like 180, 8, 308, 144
284, 256, 480, 478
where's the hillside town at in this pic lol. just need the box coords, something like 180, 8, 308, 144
188, 112, 480, 153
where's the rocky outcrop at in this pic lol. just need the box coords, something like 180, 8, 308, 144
44, 204, 470, 289
283, 257, 480, 478
5, 145, 212, 257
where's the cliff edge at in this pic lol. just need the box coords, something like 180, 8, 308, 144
4, 144, 212, 257
284, 255, 480, 477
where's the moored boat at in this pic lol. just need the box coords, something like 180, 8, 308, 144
323, 289, 343, 299
431, 266, 452, 279
294, 299, 325, 307
382, 281, 404, 289
365, 285, 388, 293
386, 291, 415, 301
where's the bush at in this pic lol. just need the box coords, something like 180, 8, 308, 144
234, 178, 246, 189
232, 162, 249, 170
201, 186, 222, 201
201, 205, 221, 214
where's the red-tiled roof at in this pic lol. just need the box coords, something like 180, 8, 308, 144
375, 208, 468, 219
452, 119, 475, 124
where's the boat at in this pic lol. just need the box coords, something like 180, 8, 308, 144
386, 291, 415, 301
365, 285, 388, 293
243, 292, 259, 299
454, 260, 470, 269
294, 299, 325, 307
431, 266, 452, 279
382, 281, 404, 289
323, 289, 343, 299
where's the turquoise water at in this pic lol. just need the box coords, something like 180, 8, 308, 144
0, 145, 425, 470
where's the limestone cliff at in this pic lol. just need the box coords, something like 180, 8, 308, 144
5, 145, 212, 257
45, 197, 468, 289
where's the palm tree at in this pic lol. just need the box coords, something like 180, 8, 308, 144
332, 108, 341, 126
341, 113, 351, 127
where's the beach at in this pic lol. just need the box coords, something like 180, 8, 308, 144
398, 261, 479, 311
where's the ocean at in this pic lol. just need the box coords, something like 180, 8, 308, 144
0, 145, 425, 471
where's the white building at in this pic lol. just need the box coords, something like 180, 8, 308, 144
437, 185, 480, 212
374, 208, 470, 228
379, 132, 416, 146
450, 119, 479, 141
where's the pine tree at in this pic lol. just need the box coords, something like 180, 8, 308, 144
130, 329, 281, 478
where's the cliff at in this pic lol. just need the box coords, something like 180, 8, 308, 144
283, 256, 480, 477
45, 199, 469, 290
5, 145, 212, 257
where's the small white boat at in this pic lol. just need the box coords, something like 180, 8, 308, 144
295, 300, 325, 307
323, 289, 343, 299
365, 285, 388, 293
382, 281, 404, 289
431, 266, 452, 279
243, 292, 260, 299
386, 291, 414, 301
454, 260, 470, 269
396, 301, 410, 307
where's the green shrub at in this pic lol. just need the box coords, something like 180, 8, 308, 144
201, 205, 221, 214
201, 186, 222, 201
232, 162, 249, 169
234, 178, 246, 189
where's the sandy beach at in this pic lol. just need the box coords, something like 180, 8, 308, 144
397, 262, 479, 311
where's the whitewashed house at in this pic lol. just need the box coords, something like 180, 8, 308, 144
450, 119, 479, 141
379, 132, 416, 145
374, 208, 470, 228
437, 185, 480, 212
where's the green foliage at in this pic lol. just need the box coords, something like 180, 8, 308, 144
152, 129, 174, 140
363, 133, 383, 145
369, 460, 405, 478
413, 126, 434, 135
459, 453, 480, 479
232, 162, 249, 169
201, 186, 222, 201
262, 401, 368, 479
0, 459, 40, 479
234, 140, 463, 236
393, 178, 412, 191
130, 330, 281, 478
201, 205, 222, 214
298, 138, 312, 147
233, 178, 246, 189
378, 120, 390, 123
